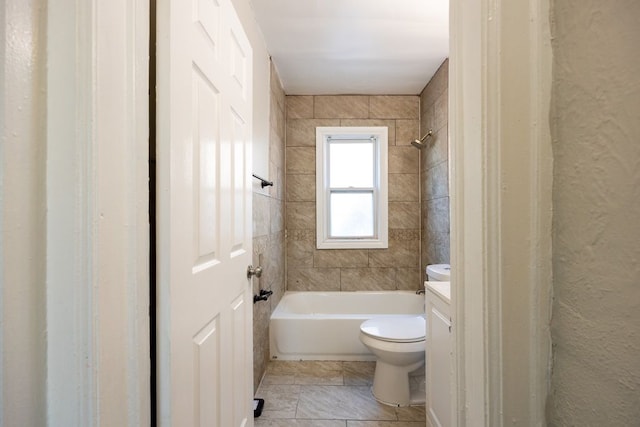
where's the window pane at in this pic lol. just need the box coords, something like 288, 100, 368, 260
330, 192, 374, 238
329, 140, 374, 188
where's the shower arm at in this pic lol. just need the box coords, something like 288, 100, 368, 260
418, 130, 433, 142
410, 129, 434, 149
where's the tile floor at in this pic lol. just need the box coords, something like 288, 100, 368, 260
254, 360, 426, 427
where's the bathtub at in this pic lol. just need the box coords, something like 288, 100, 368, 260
269, 291, 425, 361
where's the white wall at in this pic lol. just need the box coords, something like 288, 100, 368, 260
231, 0, 272, 181
0, 0, 47, 425
550, 1, 640, 424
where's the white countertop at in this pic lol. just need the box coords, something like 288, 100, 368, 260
425, 281, 451, 303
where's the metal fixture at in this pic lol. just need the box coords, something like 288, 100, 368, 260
410, 130, 433, 149
252, 174, 273, 188
247, 265, 263, 279
253, 289, 273, 304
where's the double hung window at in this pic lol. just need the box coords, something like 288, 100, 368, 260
315, 127, 388, 249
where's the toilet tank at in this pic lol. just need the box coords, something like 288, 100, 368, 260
426, 264, 451, 281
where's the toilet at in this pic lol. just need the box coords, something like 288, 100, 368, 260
359, 264, 451, 407
359, 315, 426, 406
426, 263, 451, 282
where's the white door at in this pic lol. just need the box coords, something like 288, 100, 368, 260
156, 0, 254, 425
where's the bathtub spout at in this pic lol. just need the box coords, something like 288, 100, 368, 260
415, 289, 425, 295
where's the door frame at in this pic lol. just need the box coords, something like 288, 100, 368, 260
45, 0, 150, 424
450, 0, 553, 425
40, 0, 553, 424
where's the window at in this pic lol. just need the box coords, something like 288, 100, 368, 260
316, 127, 388, 249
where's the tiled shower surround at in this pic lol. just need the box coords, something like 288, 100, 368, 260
253, 63, 286, 392
285, 95, 422, 292
420, 60, 450, 270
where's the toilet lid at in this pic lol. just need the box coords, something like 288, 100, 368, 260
360, 316, 426, 343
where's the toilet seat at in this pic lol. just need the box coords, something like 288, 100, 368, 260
360, 315, 426, 343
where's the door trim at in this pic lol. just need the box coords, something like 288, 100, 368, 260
45, 0, 150, 424
450, 0, 553, 425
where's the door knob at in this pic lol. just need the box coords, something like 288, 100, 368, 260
247, 265, 263, 279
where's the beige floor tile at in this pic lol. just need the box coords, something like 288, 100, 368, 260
395, 404, 426, 422
261, 373, 296, 385
343, 361, 375, 386
256, 419, 346, 427
255, 384, 302, 419
346, 422, 424, 427
257, 360, 426, 425
296, 385, 397, 421
266, 360, 345, 385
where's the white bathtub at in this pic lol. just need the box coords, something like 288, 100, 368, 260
269, 291, 425, 361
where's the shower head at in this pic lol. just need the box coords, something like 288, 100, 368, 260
410, 130, 433, 149
411, 139, 424, 149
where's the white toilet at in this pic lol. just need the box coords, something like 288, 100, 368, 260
359, 315, 426, 407
359, 264, 451, 407
426, 263, 451, 282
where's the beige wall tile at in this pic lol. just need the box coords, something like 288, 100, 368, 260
396, 119, 419, 146
270, 91, 285, 138
369, 96, 419, 119
340, 268, 396, 291
287, 268, 341, 291
286, 95, 314, 119
433, 88, 448, 132
314, 249, 368, 268
426, 231, 450, 266
423, 161, 449, 201
368, 239, 419, 268
254, 61, 287, 393
425, 197, 450, 236
421, 125, 448, 172
270, 198, 284, 234
261, 233, 284, 290
419, 58, 450, 278
421, 59, 449, 109
253, 193, 271, 237
286, 201, 315, 229
420, 102, 435, 136
339, 119, 396, 146
286, 147, 315, 174
286, 238, 315, 268
270, 62, 285, 111
389, 202, 420, 229
314, 95, 369, 119
389, 146, 419, 174
286, 174, 316, 202
287, 119, 340, 147
283, 90, 428, 293
396, 268, 422, 291
389, 174, 419, 202
389, 228, 420, 241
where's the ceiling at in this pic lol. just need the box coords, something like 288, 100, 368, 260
249, 0, 449, 95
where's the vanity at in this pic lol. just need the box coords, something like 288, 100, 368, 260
425, 281, 452, 427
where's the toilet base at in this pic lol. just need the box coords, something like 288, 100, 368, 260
371, 359, 425, 407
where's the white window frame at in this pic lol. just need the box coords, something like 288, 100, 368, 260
316, 126, 388, 249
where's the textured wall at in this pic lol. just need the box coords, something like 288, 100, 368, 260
252, 61, 286, 391
549, 1, 640, 425
285, 95, 422, 292
419, 59, 450, 273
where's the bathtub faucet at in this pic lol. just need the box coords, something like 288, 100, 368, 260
253, 289, 273, 304
415, 289, 425, 295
